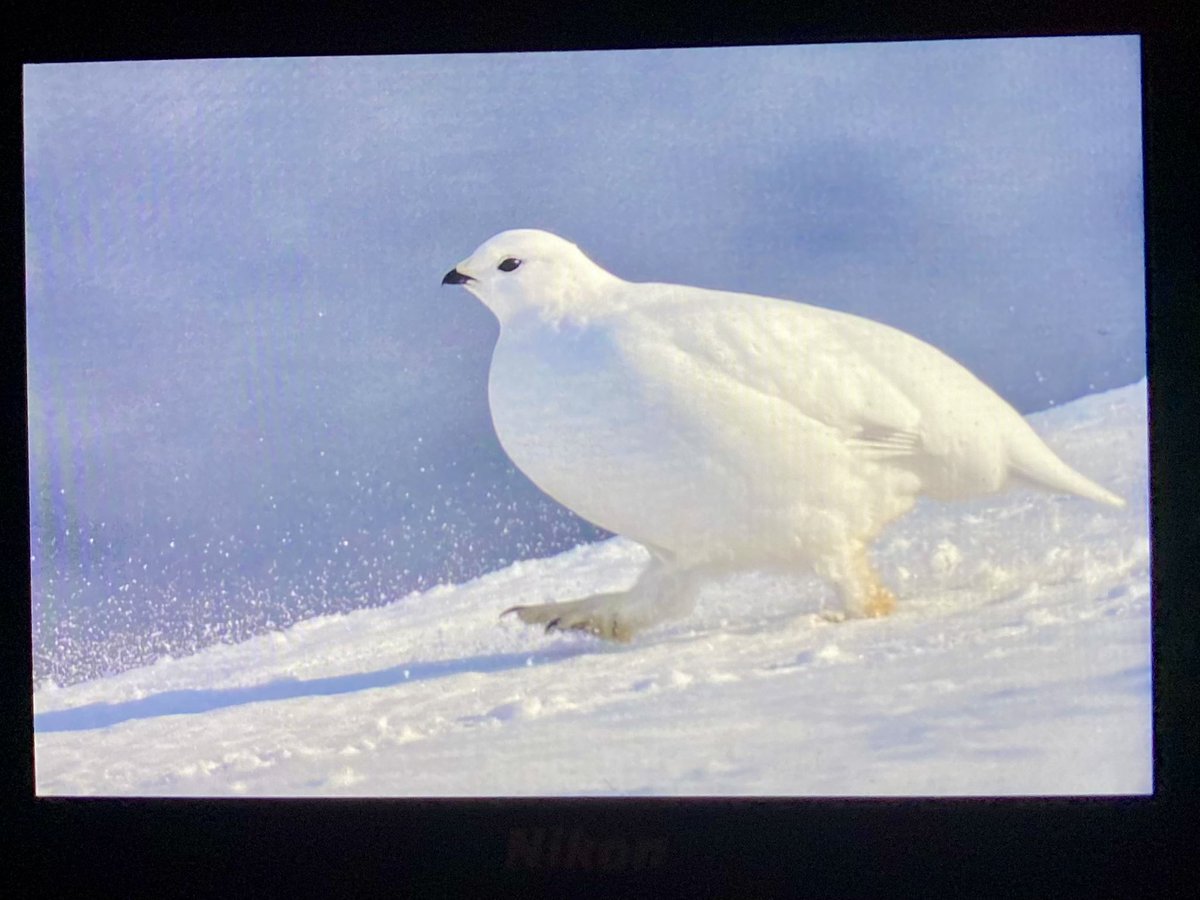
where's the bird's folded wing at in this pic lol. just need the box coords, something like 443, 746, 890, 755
844, 426, 924, 459
617, 293, 926, 458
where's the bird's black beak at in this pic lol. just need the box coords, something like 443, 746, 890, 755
442, 268, 475, 285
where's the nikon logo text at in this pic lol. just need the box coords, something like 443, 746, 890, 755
506, 827, 666, 872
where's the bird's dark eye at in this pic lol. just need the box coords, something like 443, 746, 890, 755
498, 257, 522, 272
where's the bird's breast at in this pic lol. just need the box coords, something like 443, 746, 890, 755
484, 313, 927, 561
487, 322, 711, 542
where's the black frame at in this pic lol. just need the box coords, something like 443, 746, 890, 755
7, 3, 1197, 895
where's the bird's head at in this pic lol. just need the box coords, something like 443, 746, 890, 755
442, 229, 621, 326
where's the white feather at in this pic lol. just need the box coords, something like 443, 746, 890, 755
444, 229, 1125, 628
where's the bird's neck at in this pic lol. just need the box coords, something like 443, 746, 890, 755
501, 268, 629, 330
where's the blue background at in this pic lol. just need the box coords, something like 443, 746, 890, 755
25, 37, 1144, 684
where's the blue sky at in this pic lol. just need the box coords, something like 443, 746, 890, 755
24, 37, 1144, 683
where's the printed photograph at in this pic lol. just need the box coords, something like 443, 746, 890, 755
27, 36, 1149, 796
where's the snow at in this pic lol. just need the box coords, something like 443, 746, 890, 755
33, 380, 1150, 796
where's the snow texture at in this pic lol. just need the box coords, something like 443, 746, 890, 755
34, 381, 1150, 796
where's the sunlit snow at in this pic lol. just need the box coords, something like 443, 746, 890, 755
34, 380, 1150, 796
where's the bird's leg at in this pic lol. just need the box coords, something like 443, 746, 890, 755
501, 560, 700, 642
821, 545, 897, 620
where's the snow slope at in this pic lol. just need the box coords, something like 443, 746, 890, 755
33, 380, 1151, 796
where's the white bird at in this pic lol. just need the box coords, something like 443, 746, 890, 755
442, 229, 1125, 640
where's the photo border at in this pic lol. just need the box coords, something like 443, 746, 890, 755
7, 3, 1196, 895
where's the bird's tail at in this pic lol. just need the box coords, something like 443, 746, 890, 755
1007, 425, 1126, 508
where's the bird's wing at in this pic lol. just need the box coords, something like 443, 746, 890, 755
614, 288, 925, 458
845, 426, 924, 460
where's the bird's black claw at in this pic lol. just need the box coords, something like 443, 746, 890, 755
545, 618, 561, 633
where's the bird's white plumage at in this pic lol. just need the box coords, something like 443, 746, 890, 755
443, 229, 1124, 638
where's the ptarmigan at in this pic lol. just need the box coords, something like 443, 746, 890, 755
442, 229, 1124, 640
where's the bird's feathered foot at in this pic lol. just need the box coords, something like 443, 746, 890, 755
500, 562, 704, 642
820, 583, 895, 623
502, 593, 637, 642
862, 580, 897, 617
822, 546, 898, 620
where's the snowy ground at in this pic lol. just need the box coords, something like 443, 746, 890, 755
34, 380, 1151, 796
